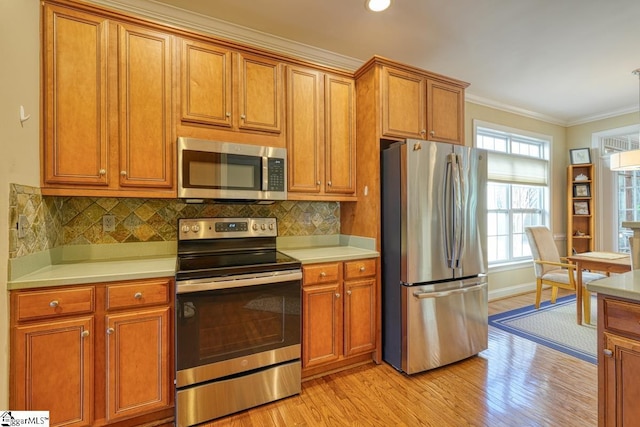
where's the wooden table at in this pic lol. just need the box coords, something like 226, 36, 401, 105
567, 252, 631, 325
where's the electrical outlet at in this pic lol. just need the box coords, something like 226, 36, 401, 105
17, 214, 28, 239
103, 214, 116, 232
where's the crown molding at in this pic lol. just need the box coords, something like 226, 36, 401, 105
86, 0, 364, 71
465, 93, 567, 126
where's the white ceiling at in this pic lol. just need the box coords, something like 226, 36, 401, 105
104, 0, 640, 126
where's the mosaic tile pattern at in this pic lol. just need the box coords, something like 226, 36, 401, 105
9, 184, 341, 258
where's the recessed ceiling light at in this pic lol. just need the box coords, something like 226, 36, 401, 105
366, 0, 391, 12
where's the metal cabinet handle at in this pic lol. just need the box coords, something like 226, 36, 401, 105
49, 300, 59, 308
603, 349, 613, 358
106, 328, 115, 335
81, 330, 90, 338
99, 169, 106, 176
335, 293, 340, 298
134, 292, 143, 299
320, 272, 326, 277
359, 266, 365, 272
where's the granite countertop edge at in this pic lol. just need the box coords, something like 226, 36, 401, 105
8, 235, 378, 290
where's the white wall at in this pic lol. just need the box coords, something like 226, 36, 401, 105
0, 0, 41, 407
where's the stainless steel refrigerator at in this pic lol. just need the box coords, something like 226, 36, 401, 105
381, 139, 488, 374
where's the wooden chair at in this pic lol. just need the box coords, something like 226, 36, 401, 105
525, 226, 606, 321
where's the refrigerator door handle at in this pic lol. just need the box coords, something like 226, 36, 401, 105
412, 282, 487, 299
444, 154, 454, 268
452, 153, 465, 268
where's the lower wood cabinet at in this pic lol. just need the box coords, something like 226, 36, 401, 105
10, 278, 174, 427
598, 295, 640, 426
301, 258, 377, 377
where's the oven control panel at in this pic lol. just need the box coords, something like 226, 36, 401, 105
178, 217, 277, 240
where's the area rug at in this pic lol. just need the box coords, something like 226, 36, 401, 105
489, 294, 597, 364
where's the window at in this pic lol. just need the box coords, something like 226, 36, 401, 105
474, 121, 550, 265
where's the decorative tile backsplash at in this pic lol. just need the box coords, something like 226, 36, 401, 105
9, 184, 340, 259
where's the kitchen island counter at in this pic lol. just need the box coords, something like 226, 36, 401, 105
586, 270, 640, 302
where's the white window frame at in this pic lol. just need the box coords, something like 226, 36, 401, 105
473, 120, 552, 268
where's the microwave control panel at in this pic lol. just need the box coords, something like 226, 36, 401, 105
267, 158, 285, 191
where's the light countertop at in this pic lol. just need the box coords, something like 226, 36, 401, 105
8, 235, 378, 290
586, 270, 640, 302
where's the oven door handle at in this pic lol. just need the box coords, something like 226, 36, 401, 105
176, 270, 302, 294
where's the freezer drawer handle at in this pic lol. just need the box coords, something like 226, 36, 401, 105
412, 282, 487, 299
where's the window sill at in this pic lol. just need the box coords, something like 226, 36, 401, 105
488, 260, 532, 273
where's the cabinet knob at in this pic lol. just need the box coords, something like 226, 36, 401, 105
603, 348, 613, 358
335, 293, 340, 298
420, 129, 426, 135
49, 300, 59, 308
99, 169, 106, 176
134, 292, 143, 299
316, 180, 321, 186
430, 130, 435, 136
240, 114, 246, 120
226, 112, 231, 117
120, 170, 127, 176
81, 330, 90, 338
106, 327, 115, 335
347, 290, 352, 296
320, 272, 326, 277
328, 181, 332, 186
359, 266, 366, 272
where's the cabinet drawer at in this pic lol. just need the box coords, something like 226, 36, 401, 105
15, 287, 95, 322
604, 298, 640, 338
303, 263, 341, 285
106, 278, 170, 310
344, 258, 376, 280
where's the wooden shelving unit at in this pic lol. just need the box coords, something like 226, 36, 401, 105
567, 163, 595, 255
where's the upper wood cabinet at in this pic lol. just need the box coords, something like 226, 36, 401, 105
41, 3, 174, 197
286, 65, 356, 200
180, 38, 284, 138
381, 65, 466, 144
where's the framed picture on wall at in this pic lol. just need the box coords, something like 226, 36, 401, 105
573, 183, 590, 197
574, 201, 589, 215
570, 148, 591, 165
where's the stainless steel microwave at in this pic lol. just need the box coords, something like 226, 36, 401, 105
177, 137, 287, 202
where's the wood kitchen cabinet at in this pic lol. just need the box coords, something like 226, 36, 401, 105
41, 2, 174, 198
286, 65, 356, 200
10, 278, 174, 427
597, 295, 640, 426
301, 258, 377, 377
381, 65, 465, 144
179, 37, 285, 145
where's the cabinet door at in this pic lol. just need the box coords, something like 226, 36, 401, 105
105, 307, 170, 421
381, 66, 425, 139
180, 39, 232, 128
42, 5, 109, 186
302, 282, 342, 368
117, 23, 173, 189
237, 53, 283, 133
324, 74, 356, 195
427, 80, 464, 145
344, 278, 376, 356
602, 332, 640, 427
286, 66, 324, 194
13, 317, 93, 427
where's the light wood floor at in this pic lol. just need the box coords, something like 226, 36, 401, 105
204, 288, 596, 426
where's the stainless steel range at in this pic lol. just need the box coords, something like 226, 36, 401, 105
175, 217, 302, 427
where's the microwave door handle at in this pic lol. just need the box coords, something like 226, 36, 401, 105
262, 156, 269, 191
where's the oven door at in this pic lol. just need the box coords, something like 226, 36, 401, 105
175, 272, 301, 388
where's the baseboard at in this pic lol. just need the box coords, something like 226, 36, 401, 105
488, 282, 538, 301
